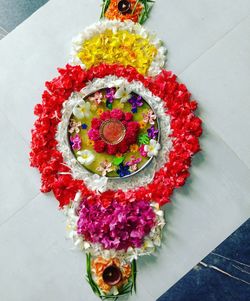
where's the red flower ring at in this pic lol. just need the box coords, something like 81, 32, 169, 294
30, 63, 202, 208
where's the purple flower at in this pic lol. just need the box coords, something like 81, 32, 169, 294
106, 88, 116, 103
70, 134, 82, 150
77, 200, 156, 251
128, 95, 143, 113
147, 125, 159, 139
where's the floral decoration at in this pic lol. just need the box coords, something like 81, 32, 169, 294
70, 20, 167, 76
30, 2, 203, 299
30, 63, 202, 208
77, 29, 157, 75
91, 256, 132, 294
104, 0, 143, 23
88, 109, 140, 155
77, 199, 156, 250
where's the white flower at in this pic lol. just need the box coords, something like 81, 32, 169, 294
77, 150, 95, 166
85, 174, 108, 193
73, 100, 91, 119
114, 84, 132, 103
145, 139, 161, 157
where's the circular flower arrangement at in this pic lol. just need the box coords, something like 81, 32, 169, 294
30, 3, 202, 299
68, 86, 160, 178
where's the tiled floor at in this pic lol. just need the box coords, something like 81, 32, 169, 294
0, 0, 48, 33
0, 1, 250, 301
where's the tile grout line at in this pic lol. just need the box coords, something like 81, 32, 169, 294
201, 119, 250, 171
0, 192, 42, 228
177, 12, 250, 76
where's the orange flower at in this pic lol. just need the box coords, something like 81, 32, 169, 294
139, 120, 147, 129
122, 264, 132, 279
97, 278, 112, 294
130, 144, 139, 153
92, 257, 110, 276
105, 0, 143, 23
91, 256, 132, 294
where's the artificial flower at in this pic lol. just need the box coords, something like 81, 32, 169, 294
128, 94, 143, 113
86, 139, 94, 147
114, 84, 132, 103
97, 108, 104, 116
106, 88, 116, 103
68, 119, 81, 134
72, 100, 91, 119
126, 156, 142, 172
70, 134, 82, 150
89, 91, 104, 105
143, 109, 156, 125
145, 139, 161, 157
139, 121, 147, 129
147, 125, 159, 139
77, 150, 95, 166
117, 163, 131, 177
97, 160, 115, 177
139, 144, 147, 157
130, 144, 139, 153
81, 123, 88, 130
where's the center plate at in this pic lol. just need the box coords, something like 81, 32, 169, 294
68, 86, 160, 178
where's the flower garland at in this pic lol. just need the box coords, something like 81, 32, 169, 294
30, 63, 202, 208
70, 20, 166, 76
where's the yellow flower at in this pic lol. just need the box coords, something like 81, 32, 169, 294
139, 121, 147, 129
77, 30, 157, 75
130, 144, 139, 153
97, 108, 104, 116
91, 103, 97, 111
86, 139, 94, 147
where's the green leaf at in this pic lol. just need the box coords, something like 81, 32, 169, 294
113, 157, 125, 166
138, 133, 150, 145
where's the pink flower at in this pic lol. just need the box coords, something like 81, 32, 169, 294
88, 128, 100, 141
139, 145, 147, 157
77, 199, 156, 250
143, 109, 156, 125
89, 91, 103, 105
70, 134, 82, 150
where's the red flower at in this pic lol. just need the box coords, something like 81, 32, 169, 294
30, 63, 202, 208
94, 140, 106, 153
110, 109, 124, 120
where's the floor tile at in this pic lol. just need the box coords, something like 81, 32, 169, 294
0, 111, 40, 225
180, 15, 250, 168
149, 0, 250, 74
0, 0, 48, 32
157, 219, 250, 301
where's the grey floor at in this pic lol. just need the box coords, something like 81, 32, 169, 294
0, 0, 48, 36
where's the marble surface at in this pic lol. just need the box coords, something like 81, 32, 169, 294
0, 1, 250, 300
158, 219, 250, 301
